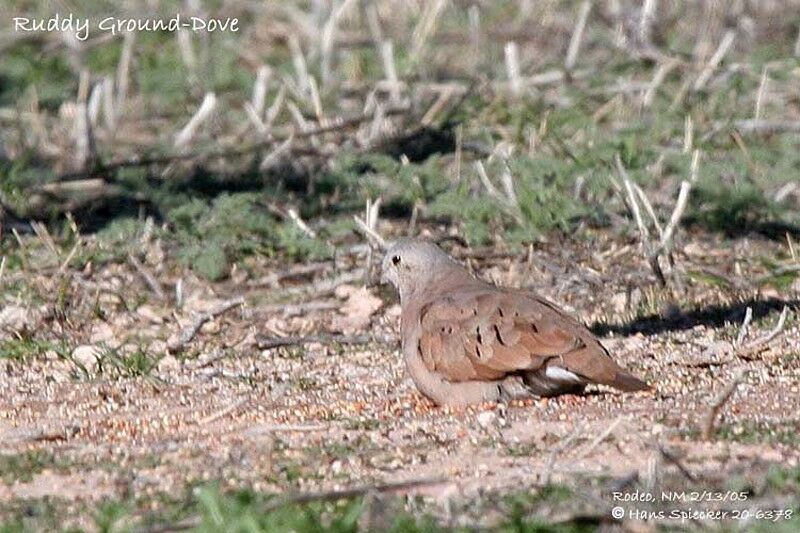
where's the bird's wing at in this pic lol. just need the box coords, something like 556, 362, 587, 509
417, 287, 648, 391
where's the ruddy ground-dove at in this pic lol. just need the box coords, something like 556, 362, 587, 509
382, 240, 649, 407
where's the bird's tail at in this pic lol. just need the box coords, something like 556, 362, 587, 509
556, 345, 651, 392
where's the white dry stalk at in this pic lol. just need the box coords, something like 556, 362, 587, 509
410, 0, 447, 66
380, 41, 402, 103
353, 216, 387, 250
788, 233, 797, 262
468, 5, 481, 72
420, 86, 452, 126
251, 65, 271, 117
615, 154, 651, 245
366, 197, 382, 230
87, 82, 103, 127
31, 221, 59, 257
354, 197, 387, 251
367, 103, 386, 144
287, 101, 309, 132
683, 114, 693, 153
573, 174, 585, 200
735, 307, 753, 347
116, 32, 135, 110
795, 25, 800, 57
642, 59, 678, 108
774, 182, 797, 203
287, 208, 317, 239
365, 2, 383, 44
565, 0, 592, 72
174, 92, 217, 149
289, 35, 311, 94
320, 0, 359, 87
102, 76, 115, 130
504, 42, 522, 96
357, 91, 377, 146
0, 256, 5, 284
58, 242, 80, 273
632, 182, 663, 238
308, 76, 324, 122
73, 101, 91, 170
244, 103, 267, 135
454, 124, 463, 184
177, 29, 196, 71
622, 175, 651, 244
639, 0, 657, 44
499, 162, 519, 209
745, 306, 791, 349
476, 161, 522, 224
659, 149, 700, 253
754, 66, 768, 120
693, 30, 735, 91
265, 85, 286, 128
260, 135, 293, 170
175, 278, 184, 309
474, 161, 503, 201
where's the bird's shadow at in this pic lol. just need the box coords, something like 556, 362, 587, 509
590, 297, 798, 338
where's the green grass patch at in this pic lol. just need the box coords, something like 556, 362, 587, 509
0, 338, 70, 361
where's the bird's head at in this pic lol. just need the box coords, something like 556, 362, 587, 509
381, 239, 461, 302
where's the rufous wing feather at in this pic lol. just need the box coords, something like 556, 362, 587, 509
416, 288, 649, 392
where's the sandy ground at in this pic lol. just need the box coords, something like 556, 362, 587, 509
1, 229, 798, 528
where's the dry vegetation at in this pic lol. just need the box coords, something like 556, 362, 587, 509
1, 0, 800, 531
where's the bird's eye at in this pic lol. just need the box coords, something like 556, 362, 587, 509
392, 255, 401, 265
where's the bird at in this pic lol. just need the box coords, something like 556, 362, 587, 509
381, 239, 650, 408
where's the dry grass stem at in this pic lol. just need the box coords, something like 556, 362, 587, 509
565, 1, 592, 72
174, 92, 217, 149
168, 296, 246, 353
735, 307, 753, 347
693, 30, 735, 91
701, 369, 747, 440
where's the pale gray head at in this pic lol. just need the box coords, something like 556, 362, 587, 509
381, 239, 465, 302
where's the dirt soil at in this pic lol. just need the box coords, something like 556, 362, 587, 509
1, 228, 799, 529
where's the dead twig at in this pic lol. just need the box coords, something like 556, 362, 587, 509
737, 306, 791, 358
278, 269, 366, 298
578, 417, 623, 458
656, 444, 698, 482
735, 307, 753, 347
287, 208, 317, 239
168, 296, 245, 352
701, 369, 747, 440
197, 395, 250, 425
128, 253, 166, 301
613, 150, 699, 286
256, 333, 395, 350
354, 197, 387, 250
249, 301, 339, 317
246, 263, 330, 288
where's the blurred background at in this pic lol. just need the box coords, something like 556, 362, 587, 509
1, 1, 800, 531
1, 0, 798, 279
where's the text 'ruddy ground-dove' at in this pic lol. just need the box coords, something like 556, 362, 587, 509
381, 240, 650, 407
